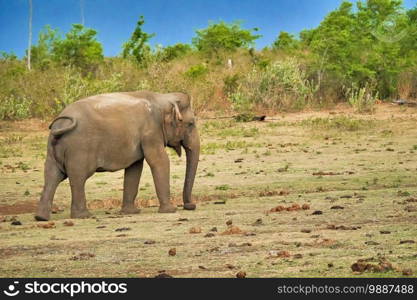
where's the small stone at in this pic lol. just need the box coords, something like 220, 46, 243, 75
302, 204, 310, 210
168, 248, 176, 256
189, 227, 202, 234
402, 269, 413, 276
63, 220, 74, 226
236, 271, 246, 278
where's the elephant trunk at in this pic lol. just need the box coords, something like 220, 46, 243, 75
182, 127, 200, 210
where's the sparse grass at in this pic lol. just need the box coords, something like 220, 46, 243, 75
301, 116, 375, 131
1, 106, 417, 278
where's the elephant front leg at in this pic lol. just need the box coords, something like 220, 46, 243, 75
120, 159, 143, 214
145, 146, 177, 213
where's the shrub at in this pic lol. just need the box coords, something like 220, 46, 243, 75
55, 68, 123, 112
223, 73, 240, 96
184, 64, 208, 79
0, 96, 32, 120
345, 82, 378, 113
235, 58, 316, 110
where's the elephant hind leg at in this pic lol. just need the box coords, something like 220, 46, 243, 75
120, 159, 143, 214
68, 175, 92, 219
35, 156, 66, 221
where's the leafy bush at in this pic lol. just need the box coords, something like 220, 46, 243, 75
184, 64, 208, 79
56, 68, 123, 112
229, 91, 252, 112
345, 83, 378, 113
160, 43, 192, 61
0, 96, 32, 120
235, 58, 316, 110
223, 73, 240, 96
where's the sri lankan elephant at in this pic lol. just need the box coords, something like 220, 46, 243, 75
35, 91, 200, 221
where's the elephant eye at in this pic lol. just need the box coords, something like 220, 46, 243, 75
188, 121, 195, 127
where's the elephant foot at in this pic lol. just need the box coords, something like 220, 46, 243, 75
158, 204, 177, 213
183, 203, 196, 210
71, 209, 92, 219
34, 207, 50, 221
120, 206, 141, 214
34, 214, 49, 221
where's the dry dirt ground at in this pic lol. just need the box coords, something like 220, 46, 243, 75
0, 103, 416, 278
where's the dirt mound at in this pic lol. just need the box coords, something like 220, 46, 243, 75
268, 203, 310, 213
351, 258, 396, 273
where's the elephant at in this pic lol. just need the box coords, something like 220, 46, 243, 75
35, 91, 200, 221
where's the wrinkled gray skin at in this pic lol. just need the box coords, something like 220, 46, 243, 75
35, 91, 200, 221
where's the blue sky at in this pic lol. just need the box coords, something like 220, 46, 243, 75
0, 0, 415, 57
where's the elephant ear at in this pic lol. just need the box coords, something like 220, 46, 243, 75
170, 100, 183, 123
162, 100, 183, 156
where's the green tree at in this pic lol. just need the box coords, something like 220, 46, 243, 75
160, 43, 192, 61
30, 25, 59, 69
0, 51, 18, 61
273, 31, 299, 50
53, 24, 103, 70
303, 0, 414, 98
122, 16, 155, 64
192, 21, 261, 56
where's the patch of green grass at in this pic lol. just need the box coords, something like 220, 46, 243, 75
301, 116, 375, 131
0, 145, 23, 158
3, 133, 25, 144
201, 140, 259, 154
215, 184, 230, 190
218, 127, 259, 138
201, 120, 236, 134
225, 140, 257, 150
201, 142, 219, 155
17, 161, 30, 171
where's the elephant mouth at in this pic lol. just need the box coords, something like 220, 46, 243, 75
168, 143, 182, 157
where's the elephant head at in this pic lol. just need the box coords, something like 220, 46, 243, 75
162, 93, 200, 210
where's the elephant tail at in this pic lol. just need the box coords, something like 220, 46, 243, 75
49, 116, 77, 138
